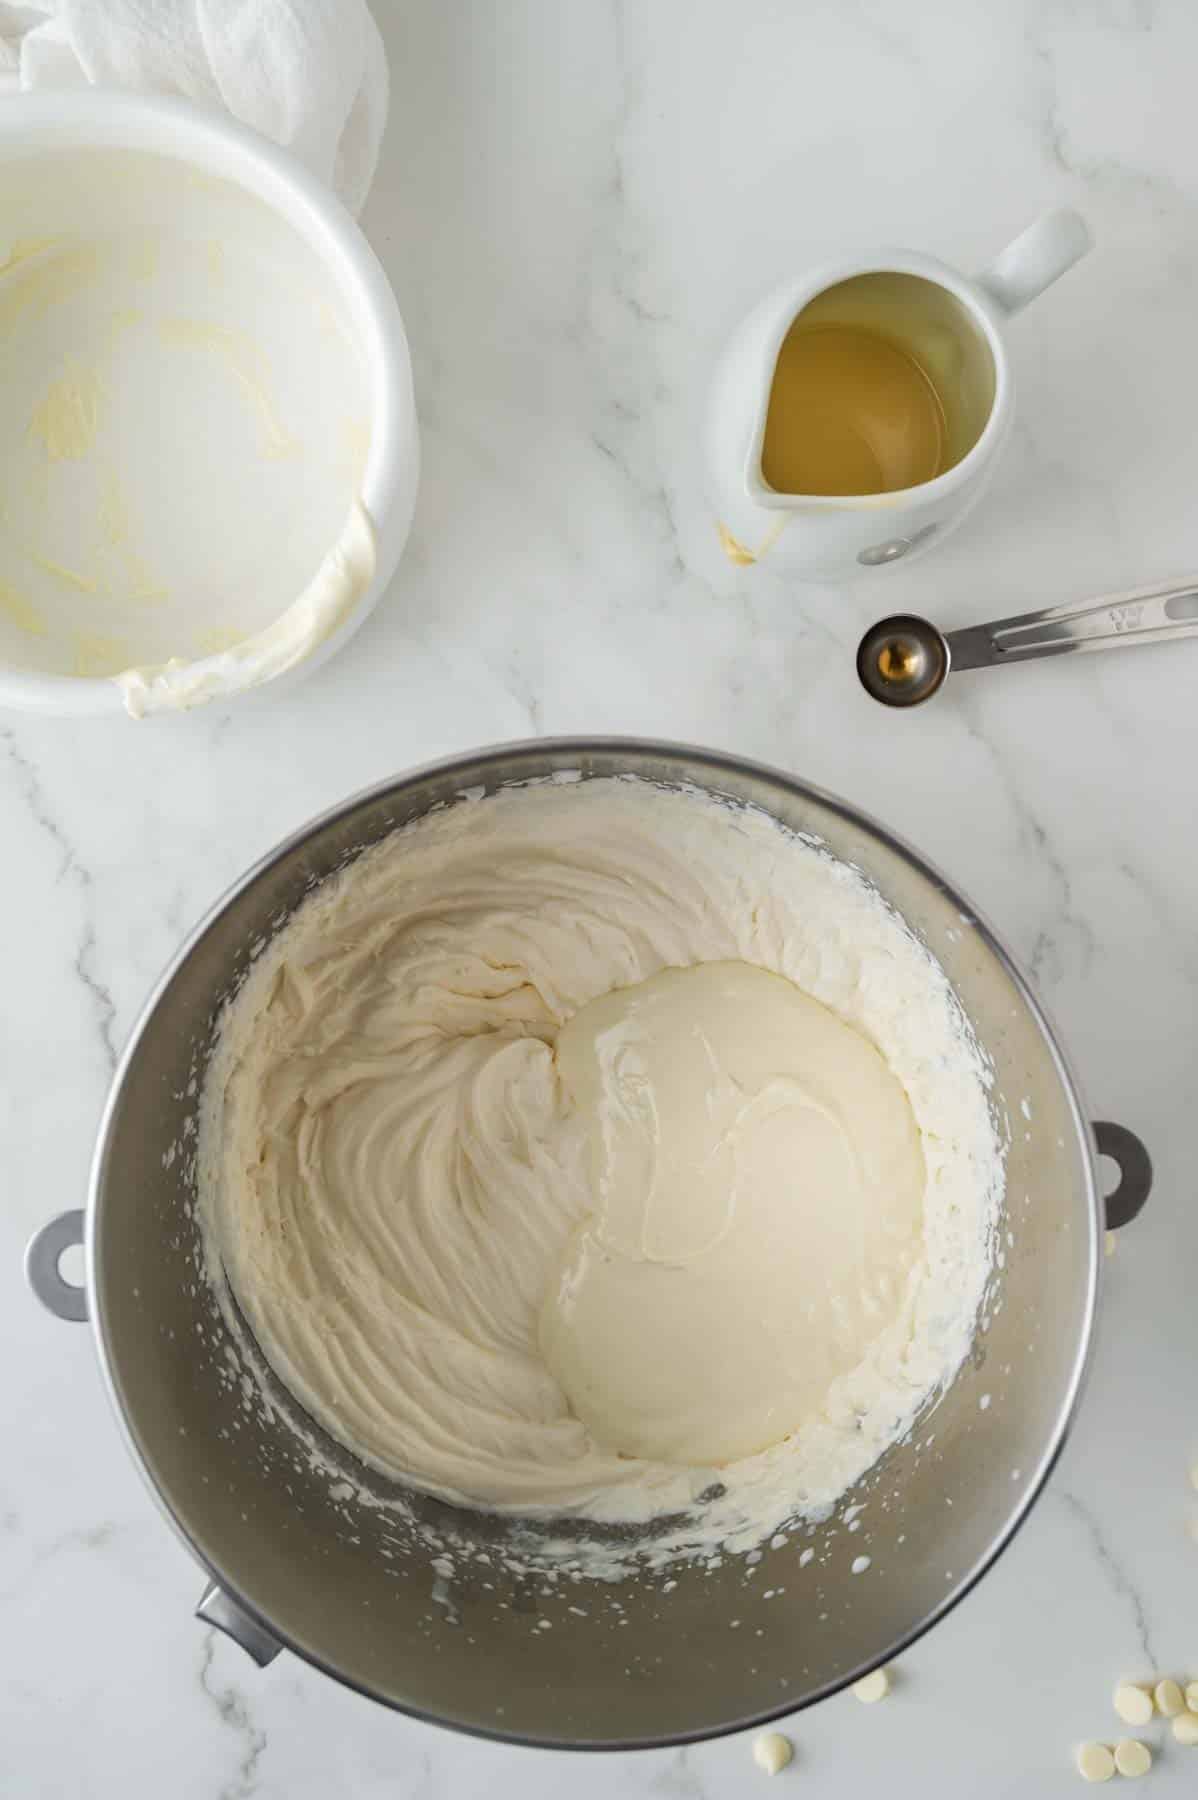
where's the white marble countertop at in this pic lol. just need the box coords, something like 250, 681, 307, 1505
5, 2, 1198, 1794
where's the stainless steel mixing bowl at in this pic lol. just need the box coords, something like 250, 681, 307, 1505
25, 740, 1151, 1749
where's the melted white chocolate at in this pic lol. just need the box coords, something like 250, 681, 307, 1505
542, 961, 925, 1465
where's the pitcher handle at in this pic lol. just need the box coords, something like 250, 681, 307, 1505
977, 208, 1092, 317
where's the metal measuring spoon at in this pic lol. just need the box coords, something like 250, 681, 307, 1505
857, 579, 1198, 707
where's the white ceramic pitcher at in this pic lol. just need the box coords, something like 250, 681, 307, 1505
704, 210, 1091, 582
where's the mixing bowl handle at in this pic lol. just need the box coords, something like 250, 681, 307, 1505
195, 1582, 283, 1667
24, 1209, 87, 1321
1093, 1121, 1153, 1230
24, 1217, 286, 1671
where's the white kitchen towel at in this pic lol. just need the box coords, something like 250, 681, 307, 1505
0, 0, 388, 213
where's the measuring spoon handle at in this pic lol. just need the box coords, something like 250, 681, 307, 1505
945, 578, 1198, 672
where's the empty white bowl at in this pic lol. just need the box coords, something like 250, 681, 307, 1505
0, 92, 418, 717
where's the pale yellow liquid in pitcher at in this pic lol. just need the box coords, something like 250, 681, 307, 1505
761, 322, 947, 497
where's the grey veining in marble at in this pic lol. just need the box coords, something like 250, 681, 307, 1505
3, 2, 1197, 1795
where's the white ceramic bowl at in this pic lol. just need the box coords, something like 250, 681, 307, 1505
0, 92, 418, 717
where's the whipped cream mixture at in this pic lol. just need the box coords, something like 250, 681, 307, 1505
199, 777, 1000, 1541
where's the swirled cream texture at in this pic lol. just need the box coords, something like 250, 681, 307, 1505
199, 777, 1000, 1533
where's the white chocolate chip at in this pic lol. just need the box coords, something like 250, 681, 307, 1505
753, 1731, 793, 1775
1076, 1742, 1116, 1783
1173, 1713, 1198, 1747
853, 1668, 891, 1704
1185, 1680, 1198, 1712
1155, 1677, 1184, 1717
1114, 1739, 1152, 1779
1104, 1231, 1117, 1258
1113, 1683, 1154, 1725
